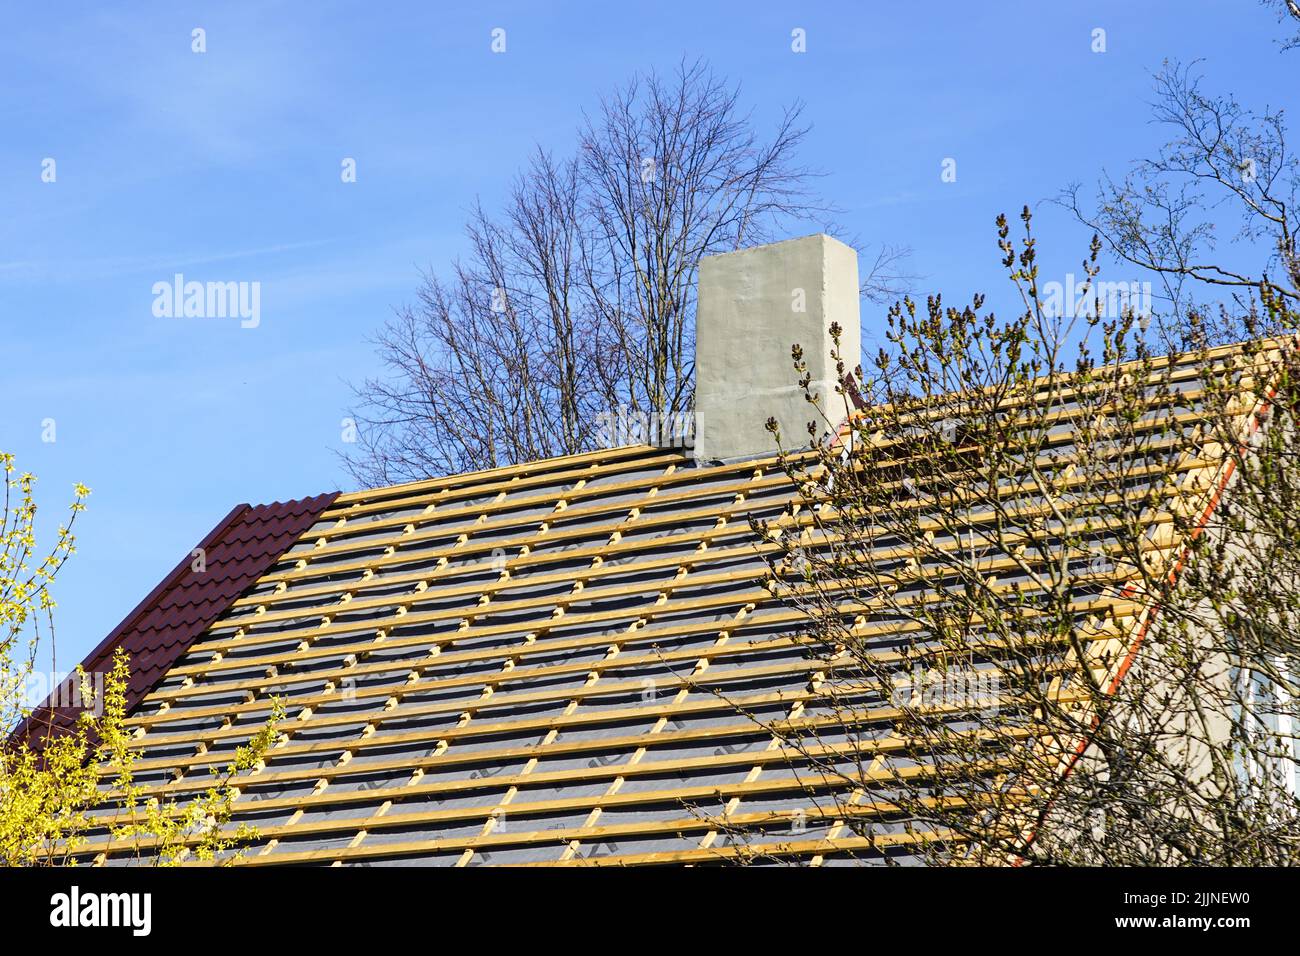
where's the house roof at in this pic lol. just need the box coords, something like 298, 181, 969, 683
35, 338, 1287, 866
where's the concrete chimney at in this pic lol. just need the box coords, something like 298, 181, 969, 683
693, 234, 861, 462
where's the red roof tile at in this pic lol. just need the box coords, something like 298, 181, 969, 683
9, 492, 338, 752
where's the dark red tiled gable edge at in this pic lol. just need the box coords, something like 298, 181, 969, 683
10, 492, 338, 751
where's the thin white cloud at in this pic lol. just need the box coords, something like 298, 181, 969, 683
0, 238, 340, 283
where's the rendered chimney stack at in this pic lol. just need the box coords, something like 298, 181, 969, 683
693, 233, 861, 462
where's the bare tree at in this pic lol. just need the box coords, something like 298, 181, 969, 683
730, 209, 1300, 866
1059, 60, 1298, 346
343, 60, 911, 485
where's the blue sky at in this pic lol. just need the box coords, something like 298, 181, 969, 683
1, 1, 1295, 668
